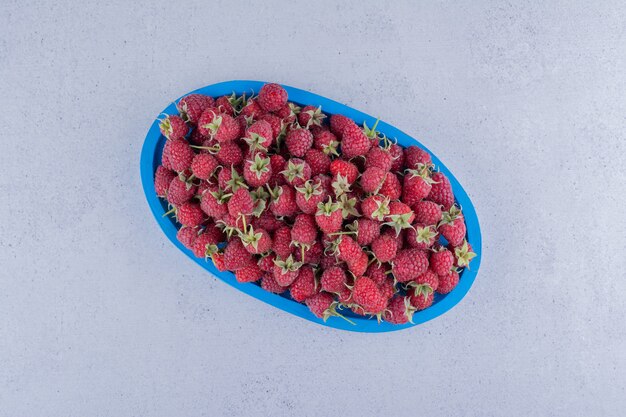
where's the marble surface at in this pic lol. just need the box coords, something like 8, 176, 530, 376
1, 1, 625, 416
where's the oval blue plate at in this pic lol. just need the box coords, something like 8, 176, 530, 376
140, 80, 482, 332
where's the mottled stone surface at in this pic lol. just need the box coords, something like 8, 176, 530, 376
1, 1, 625, 416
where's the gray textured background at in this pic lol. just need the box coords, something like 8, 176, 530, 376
1, 1, 625, 416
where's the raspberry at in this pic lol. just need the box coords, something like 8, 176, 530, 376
159, 115, 189, 140
190, 153, 219, 180
155, 165, 176, 197
235, 264, 262, 283
285, 128, 314, 157
371, 234, 398, 263
257, 83, 288, 112
360, 167, 387, 193
413, 200, 442, 225
437, 270, 459, 294
168, 139, 195, 172
430, 248, 455, 276
290, 266, 318, 302
177, 202, 205, 227
321, 266, 347, 293
341, 123, 372, 158
353, 277, 387, 314
392, 249, 429, 282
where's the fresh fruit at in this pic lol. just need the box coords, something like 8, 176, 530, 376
341, 123, 372, 158
159, 115, 189, 140
391, 249, 429, 282
430, 247, 454, 276
258, 83, 288, 112
352, 276, 387, 314
153, 82, 476, 325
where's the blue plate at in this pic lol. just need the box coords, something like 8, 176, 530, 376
140, 80, 482, 332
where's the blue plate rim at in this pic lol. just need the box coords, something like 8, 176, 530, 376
140, 80, 482, 333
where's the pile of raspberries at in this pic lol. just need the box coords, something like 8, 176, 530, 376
154, 83, 476, 325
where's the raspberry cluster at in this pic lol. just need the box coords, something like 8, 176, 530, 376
154, 83, 476, 325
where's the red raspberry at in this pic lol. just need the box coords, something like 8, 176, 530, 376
341, 123, 372, 158
290, 266, 318, 302
413, 200, 443, 225
198, 109, 239, 142
176, 226, 198, 249
285, 128, 314, 157
258, 253, 276, 272
298, 105, 326, 128
313, 130, 339, 156
243, 153, 272, 188
177, 202, 204, 227
291, 214, 318, 248
215, 142, 243, 166
321, 266, 347, 293
430, 248, 455, 275
255, 210, 284, 233
167, 176, 197, 206
273, 255, 302, 286
272, 227, 294, 259
235, 264, 262, 283
240, 226, 273, 254
415, 268, 439, 292
177, 94, 214, 125
365, 147, 393, 171
402, 166, 434, 206
161, 140, 173, 170
392, 249, 429, 282
371, 234, 398, 263
244, 120, 274, 152
295, 180, 327, 215
305, 292, 337, 319
409, 287, 434, 310
437, 270, 459, 294
269, 185, 298, 217
378, 172, 401, 200
305, 149, 331, 177
261, 273, 286, 294
350, 218, 381, 246
192, 231, 220, 258
347, 251, 369, 277
389, 143, 405, 171
168, 139, 195, 172
352, 276, 387, 314
159, 115, 189, 140
439, 209, 466, 247
223, 238, 254, 271
329, 114, 355, 138
383, 296, 411, 324
190, 153, 219, 180
273, 102, 300, 124
228, 188, 254, 218
258, 113, 283, 138
240, 98, 265, 119
154, 166, 176, 197
257, 83, 288, 112
405, 224, 438, 250
366, 263, 388, 286
361, 195, 390, 221
214, 95, 237, 116
268, 154, 287, 186
336, 235, 362, 262
360, 167, 387, 193
427, 172, 455, 210
281, 158, 311, 187
329, 159, 359, 184
404, 146, 432, 169
448, 240, 476, 269
200, 188, 229, 218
